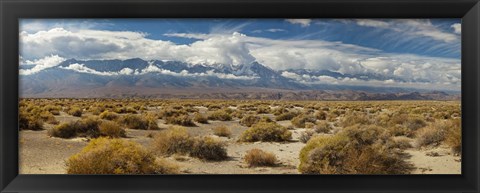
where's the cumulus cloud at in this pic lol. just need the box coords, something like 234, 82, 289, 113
451, 23, 461, 34
19, 55, 66, 75
19, 26, 460, 90
286, 19, 312, 27
60, 63, 256, 80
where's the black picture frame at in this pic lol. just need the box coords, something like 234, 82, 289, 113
1, 0, 479, 192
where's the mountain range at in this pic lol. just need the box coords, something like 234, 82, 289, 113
19, 58, 460, 100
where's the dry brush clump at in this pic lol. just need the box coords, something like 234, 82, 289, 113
190, 136, 228, 161
291, 114, 317, 128
299, 124, 412, 174
49, 117, 102, 138
213, 125, 232, 138
165, 114, 196, 126
19, 111, 44, 131
239, 122, 292, 142
239, 115, 260, 127
208, 110, 232, 121
244, 148, 277, 167
117, 114, 159, 130
152, 126, 194, 156
66, 138, 179, 174
99, 110, 119, 121
193, 112, 209, 124
275, 111, 298, 121
67, 107, 83, 117
152, 126, 228, 161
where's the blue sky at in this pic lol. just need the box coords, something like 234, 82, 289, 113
19, 19, 462, 91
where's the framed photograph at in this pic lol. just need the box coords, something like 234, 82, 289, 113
1, 0, 479, 192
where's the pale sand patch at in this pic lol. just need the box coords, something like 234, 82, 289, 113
405, 146, 461, 174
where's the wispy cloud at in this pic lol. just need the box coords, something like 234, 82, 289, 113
285, 19, 312, 27
451, 23, 461, 34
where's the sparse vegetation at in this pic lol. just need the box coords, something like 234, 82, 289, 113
191, 136, 228, 161
213, 125, 232, 137
66, 138, 178, 174
240, 122, 291, 142
244, 149, 277, 167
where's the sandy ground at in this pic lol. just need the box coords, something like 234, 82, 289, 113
19, 112, 461, 175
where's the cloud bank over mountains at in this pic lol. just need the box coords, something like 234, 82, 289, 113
19, 19, 461, 92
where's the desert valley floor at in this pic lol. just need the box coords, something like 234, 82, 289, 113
19, 99, 461, 174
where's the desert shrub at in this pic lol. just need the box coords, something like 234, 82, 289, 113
39, 111, 59, 125
314, 111, 327, 120
239, 122, 291, 142
299, 129, 316, 143
387, 125, 410, 137
240, 115, 260, 127
213, 125, 232, 137
165, 114, 196, 126
158, 107, 188, 118
66, 138, 178, 174
99, 121, 126, 138
19, 111, 44, 131
386, 136, 413, 149
193, 113, 209, 124
444, 119, 461, 155
190, 137, 228, 161
67, 107, 83, 117
314, 121, 331, 133
152, 126, 194, 156
299, 129, 412, 174
113, 107, 137, 114
48, 117, 101, 138
291, 114, 316, 128
208, 110, 232, 121
244, 149, 277, 167
99, 111, 119, 121
272, 106, 288, 116
340, 112, 370, 127
118, 114, 158, 130
275, 111, 298, 121
403, 116, 427, 132
415, 122, 448, 148
256, 105, 271, 114
49, 123, 78, 138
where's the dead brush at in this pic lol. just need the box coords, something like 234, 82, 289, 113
244, 148, 277, 167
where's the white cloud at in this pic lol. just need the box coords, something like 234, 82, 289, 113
60, 63, 256, 80
355, 19, 390, 28
19, 55, 66, 75
354, 19, 458, 43
19, 27, 460, 91
286, 19, 312, 27
252, 28, 286, 33
451, 23, 461, 34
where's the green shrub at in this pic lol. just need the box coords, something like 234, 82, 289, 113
66, 138, 178, 174
152, 126, 194, 156
244, 149, 277, 167
239, 122, 291, 142
190, 137, 228, 161
193, 113, 208, 124
213, 125, 232, 137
